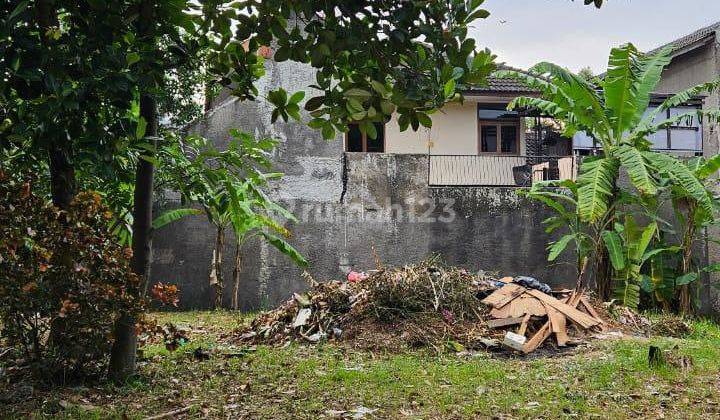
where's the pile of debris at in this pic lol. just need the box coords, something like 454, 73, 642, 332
481, 278, 605, 353
238, 259, 500, 349
237, 259, 609, 354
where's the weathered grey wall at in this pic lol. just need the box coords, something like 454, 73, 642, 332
152, 152, 576, 311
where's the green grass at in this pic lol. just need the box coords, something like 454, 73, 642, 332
7, 312, 720, 419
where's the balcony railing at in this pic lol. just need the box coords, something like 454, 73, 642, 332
428, 155, 578, 187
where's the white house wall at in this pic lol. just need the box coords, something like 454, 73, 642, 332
385, 100, 527, 155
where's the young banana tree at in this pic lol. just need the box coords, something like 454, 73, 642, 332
224, 177, 305, 310
499, 43, 720, 300
664, 155, 720, 312
160, 130, 307, 308
520, 179, 595, 286
601, 215, 660, 310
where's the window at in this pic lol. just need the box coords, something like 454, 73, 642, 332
575, 104, 703, 154
346, 122, 385, 152
478, 103, 520, 155
479, 122, 519, 154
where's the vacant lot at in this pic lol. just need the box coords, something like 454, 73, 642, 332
6, 311, 720, 419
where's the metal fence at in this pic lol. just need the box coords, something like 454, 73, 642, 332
428, 155, 578, 187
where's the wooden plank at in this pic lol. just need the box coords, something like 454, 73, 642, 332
525, 289, 600, 329
522, 321, 551, 353
544, 303, 569, 347
487, 316, 525, 328
579, 296, 603, 323
511, 295, 547, 317
489, 293, 547, 318
490, 304, 515, 319
481, 283, 526, 309
523, 292, 582, 354
492, 284, 527, 309
517, 313, 532, 336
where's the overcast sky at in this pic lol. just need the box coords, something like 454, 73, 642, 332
469, 0, 720, 74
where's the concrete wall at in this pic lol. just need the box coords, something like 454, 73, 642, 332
150, 39, 720, 316
152, 152, 576, 310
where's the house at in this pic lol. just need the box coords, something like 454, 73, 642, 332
361, 68, 577, 187
151, 22, 720, 315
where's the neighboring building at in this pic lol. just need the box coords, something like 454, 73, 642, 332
575, 21, 720, 157
152, 23, 720, 316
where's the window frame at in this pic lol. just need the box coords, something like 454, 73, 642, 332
477, 120, 520, 155
344, 122, 386, 153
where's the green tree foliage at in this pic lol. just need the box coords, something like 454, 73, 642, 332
0, 1, 140, 208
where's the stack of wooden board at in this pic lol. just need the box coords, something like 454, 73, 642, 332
481, 282, 604, 353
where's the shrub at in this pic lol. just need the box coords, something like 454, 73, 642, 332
0, 170, 144, 383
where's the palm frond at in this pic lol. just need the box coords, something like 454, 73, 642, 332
152, 208, 202, 230
601, 230, 626, 270
613, 278, 641, 310
507, 96, 566, 118
633, 109, 720, 142
695, 154, 720, 180
603, 43, 639, 140
493, 69, 558, 96
547, 234, 576, 262
643, 151, 713, 215
658, 78, 720, 111
530, 62, 611, 138
612, 145, 657, 195
577, 157, 619, 223
632, 46, 673, 120
260, 232, 308, 267
500, 66, 610, 139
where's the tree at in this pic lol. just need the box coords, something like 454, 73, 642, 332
500, 44, 720, 302
661, 155, 720, 313
3, 0, 495, 380
577, 66, 595, 82
1, 1, 138, 209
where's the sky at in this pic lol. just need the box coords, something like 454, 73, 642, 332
469, 0, 720, 74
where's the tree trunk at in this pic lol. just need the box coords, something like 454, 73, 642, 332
108, 0, 157, 382
108, 93, 158, 381
36, 1, 76, 210
213, 226, 225, 309
679, 202, 697, 315
594, 244, 613, 301
232, 240, 243, 310
595, 184, 618, 301
48, 142, 76, 209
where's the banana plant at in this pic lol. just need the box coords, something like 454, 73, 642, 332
159, 130, 307, 309
661, 155, 720, 312
520, 179, 595, 283
500, 44, 720, 301
601, 215, 660, 309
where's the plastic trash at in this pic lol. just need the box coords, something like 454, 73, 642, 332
513, 276, 552, 294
